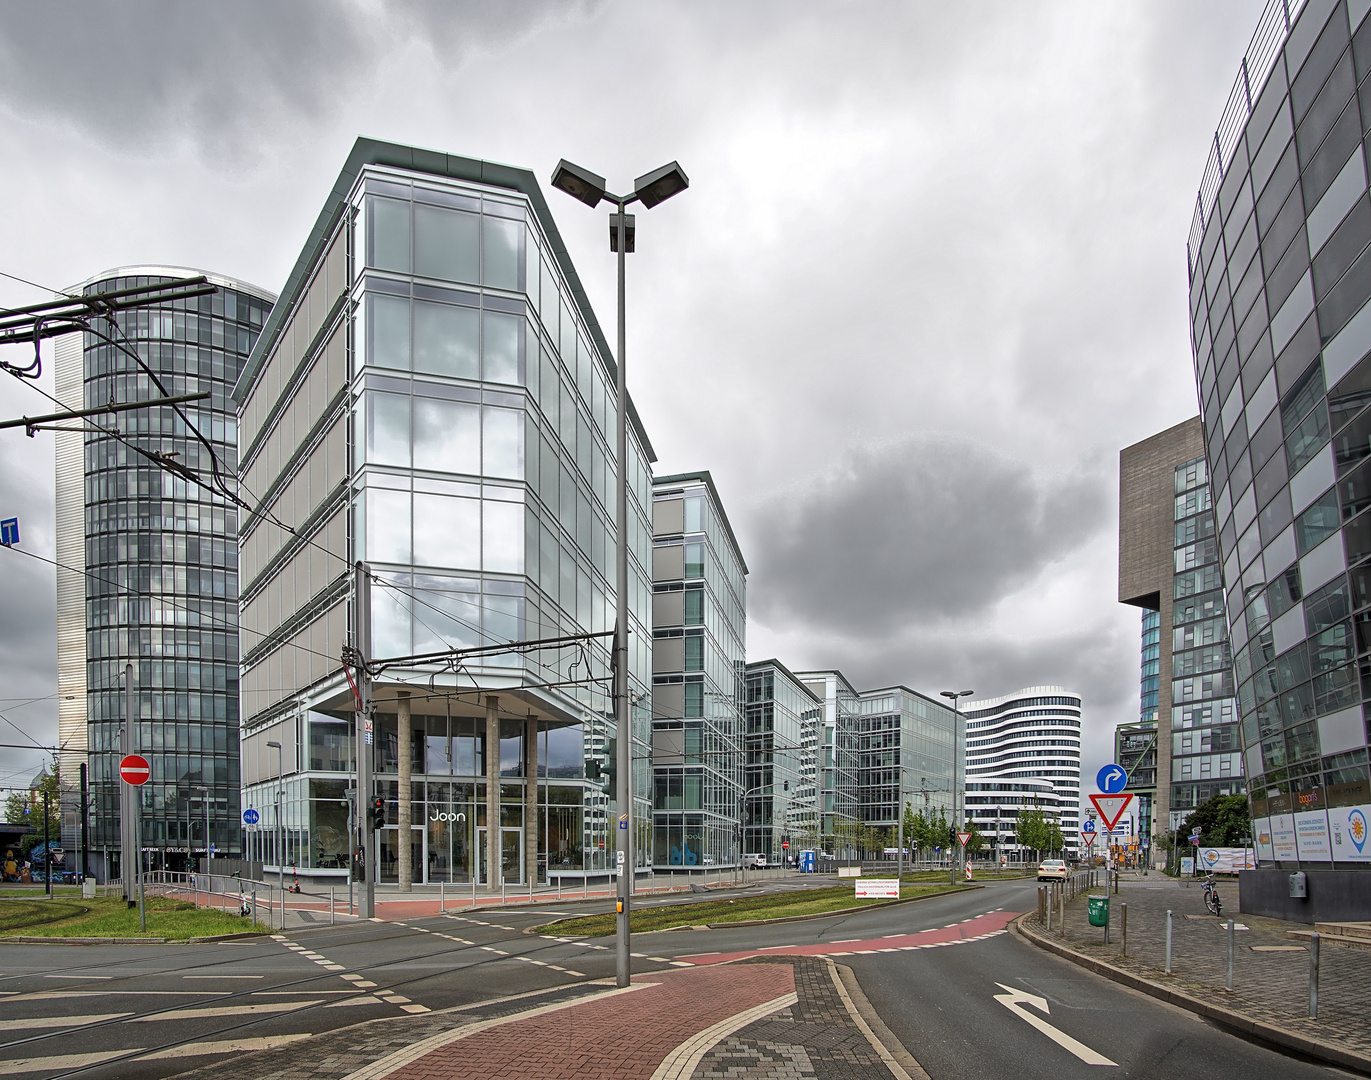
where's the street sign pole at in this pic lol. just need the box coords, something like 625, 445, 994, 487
122, 664, 136, 907
354, 562, 375, 920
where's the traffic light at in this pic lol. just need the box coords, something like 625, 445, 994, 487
603, 738, 618, 793
371, 797, 386, 830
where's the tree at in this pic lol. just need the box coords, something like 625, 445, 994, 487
4, 762, 61, 857
1047, 820, 1064, 856
1180, 794, 1250, 847
1016, 809, 1050, 860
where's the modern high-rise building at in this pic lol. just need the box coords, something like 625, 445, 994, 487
796, 671, 861, 855
1120, 419, 1244, 854
1188, 0, 1371, 875
741, 660, 821, 861
233, 138, 655, 887
851, 686, 957, 840
649, 471, 746, 868
55, 266, 276, 880
962, 686, 1082, 859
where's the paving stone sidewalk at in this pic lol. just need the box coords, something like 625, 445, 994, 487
166, 956, 905, 1080
1026, 876, 1371, 1063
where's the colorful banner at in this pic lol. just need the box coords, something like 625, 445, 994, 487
1328, 804, 1371, 863
1254, 816, 1274, 862
1295, 810, 1332, 861
1270, 814, 1298, 861
1197, 847, 1257, 872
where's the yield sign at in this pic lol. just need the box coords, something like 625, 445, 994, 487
1089, 793, 1133, 832
957, 831, 972, 848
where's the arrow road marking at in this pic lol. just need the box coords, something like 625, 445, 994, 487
993, 984, 1117, 1067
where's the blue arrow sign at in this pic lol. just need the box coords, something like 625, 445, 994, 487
1096, 763, 1128, 794
242, 808, 260, 825
1082, 819, 1097, 834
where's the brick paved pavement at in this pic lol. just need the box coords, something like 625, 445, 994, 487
1026, 875, 1371, 1064
164, 956, 905, 1080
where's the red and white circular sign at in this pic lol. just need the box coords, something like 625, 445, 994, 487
119, 754, 151, 786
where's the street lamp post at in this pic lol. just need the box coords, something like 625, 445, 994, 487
939, 689, 974, 885
551, 157, 688, 991
267, 741, 283, 890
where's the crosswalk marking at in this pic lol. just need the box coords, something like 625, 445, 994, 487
138, 1034, 312, 1059
0, 1012, 131, 1031
8, 1049, 138, 1073
130, 999, 323, 1022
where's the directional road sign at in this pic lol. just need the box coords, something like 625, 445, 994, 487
242, 808, 260, 825
1088, 792, 1133, 831
119, 754, 151, 786
1096, 763, 1128, 794
1082, 819, 1097, 834
0, 517, 17, 546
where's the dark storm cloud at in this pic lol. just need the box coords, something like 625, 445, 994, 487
746, 436, 1109, 636
0, 1, 594, 155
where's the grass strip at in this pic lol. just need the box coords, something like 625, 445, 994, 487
0, 895, 261, 940
538, 883, 974, 937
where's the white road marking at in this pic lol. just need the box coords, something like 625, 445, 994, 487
6, 1050, 140, 1073
992, 984, 1116, 1067
137, 1034, 311, 1059
0, 1013, 131, 1031
184, 975, 264, 979
44, 974, 111, 980
131, 999, 323, 1022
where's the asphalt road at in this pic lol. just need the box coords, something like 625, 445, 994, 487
0, 876, 1342, 1079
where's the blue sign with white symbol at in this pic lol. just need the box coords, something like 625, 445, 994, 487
1083, 819, 1097, 834
242, 808, 260, 825
1096, 763, 1128, 794
799, 850, 816, 873
0, 518, 18, 546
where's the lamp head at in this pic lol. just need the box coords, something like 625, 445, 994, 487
551, 160, 607, 208
633, 161, 689, 208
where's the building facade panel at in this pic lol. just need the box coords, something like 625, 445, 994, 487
1190, 0, 1371, 868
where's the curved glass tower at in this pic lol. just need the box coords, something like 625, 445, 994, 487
1190, 0, 1371, 868
59, 266, 276, 878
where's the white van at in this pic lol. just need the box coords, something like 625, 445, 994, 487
742, 853, 768, 869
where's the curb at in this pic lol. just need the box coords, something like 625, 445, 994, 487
186, 931, 270, 943
532, 884, 981, 937
0, 935, 167, 944
830, 960, 930, 1080
1012, 913, 1371, 1077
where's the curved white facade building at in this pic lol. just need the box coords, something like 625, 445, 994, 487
962, 686, 1082, 859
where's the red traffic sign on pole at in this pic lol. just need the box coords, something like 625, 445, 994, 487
1081, 830, 1094, 847
1088, 792, 1133, 831
957, 831, 972, 848
781, 840, 789, 849
119, 754, 151, 786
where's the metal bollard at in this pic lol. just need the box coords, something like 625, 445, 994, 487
1226, 918, 1234, 991
1046, 888, 1053, 931
1121, 902, 1128, 956
331, 887, 335, 926
1309, 932, 1320, 1018
1165, 909, 1172, 974
440, 881, 445, 913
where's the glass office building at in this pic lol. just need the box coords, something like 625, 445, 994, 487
963, 687, 1082, 859
797, 671, 861, 855
55, 266, 276, 879
742, 660, 819, 861
649, 472, 746, 869
233, 139, 655, 885
852, 687, 957, 840
1189, 0, 1371, 867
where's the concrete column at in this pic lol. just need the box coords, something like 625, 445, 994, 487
525, 716, 538, 888
485, 696, 500, 891
397, 691, 412, 892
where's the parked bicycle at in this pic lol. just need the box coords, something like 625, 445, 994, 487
1201, 873, 1222, 916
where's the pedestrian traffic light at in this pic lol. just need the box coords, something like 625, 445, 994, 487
371, 797, 386, 830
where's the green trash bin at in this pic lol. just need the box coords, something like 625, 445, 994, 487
1087, 894, 1109, 927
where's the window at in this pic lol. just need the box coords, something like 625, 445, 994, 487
414, 398, 480, 475
1295, 488, 1340, 554
412, 493, 479, 569
414, 301, 478, 379
482, 406, 524, 479
369, 295, 411, 371
684, 587, 704, 625
684, 635, 703, 671
685, 683, 704, 718
370, 198, 410, 273
483, 312, 521, 385
367, 393, 410, 466
684, 542, 704, 579
483, 217, 520, 291
414, 204, 478, 284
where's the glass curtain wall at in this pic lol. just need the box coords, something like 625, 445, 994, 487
83, 270, 273, 874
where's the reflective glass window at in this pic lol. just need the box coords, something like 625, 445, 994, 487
414, 301, 478, 379
482, 406, 524, 479
367, 488, 411, 563
414, 398, 480, 475
483, 502, 524, 573
483, 217, 520, 291
370, 294, 411, 371
370, 198, 410, 273
483, 311, 521, 384
413, 493, 480, 569
368, 392, 410, 466
414, 204, 479, 284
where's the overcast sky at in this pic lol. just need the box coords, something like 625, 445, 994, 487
0, 1, 1266, 800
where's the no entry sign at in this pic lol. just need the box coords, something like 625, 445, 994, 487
119, 754, 150, 786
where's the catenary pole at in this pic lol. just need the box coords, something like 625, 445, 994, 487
614, 196, 632, 989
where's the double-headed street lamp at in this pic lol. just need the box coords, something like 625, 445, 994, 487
551, 157, 689, 990
940, 689, 974, 885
